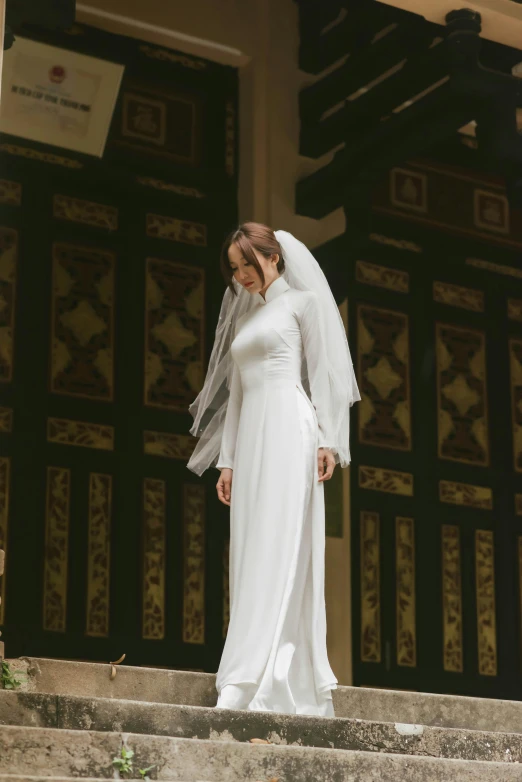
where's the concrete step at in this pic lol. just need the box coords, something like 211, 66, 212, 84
1, 724, 522, 782
0, 689, 521, 765
9, 656, 522, 736
10, 657, 216, 707
0, 779, 210, 782
0, 779, 209, 782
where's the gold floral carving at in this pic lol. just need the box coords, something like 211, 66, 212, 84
437, 324, 489, 466
144, 430, 197, 460
86, 474, 112, 637
442, 525, 463, 672
361, 511, 380, 662
510, 339, 522, 472
145, 259, 204, 411
396, 517, 416, 667
369, 233, 422, 253
439, 480, 492, 510
0, 227, 17, 383
48, 418, 114, 450
223, 539, 230, 639
0, 143, 83, 168
0, 180, 21, 206
146, 214, 207, 246
358, 305, 411, 451
143, 478, 166, 640
475, 530, 497, 676
53, 195, 118, 232
139, 44, 207, 70
43, 467, 70, 632
356, 261, 409, 293
359, 466, 414, 496
183, 484, 205, 644
136, 176, 205, 199
0, 408, 13, 432
51, 244, 114, 400
466, 257, 522, 280
433, 281, 484, 312
0, 458, 10, 625
508, 299, 522, 322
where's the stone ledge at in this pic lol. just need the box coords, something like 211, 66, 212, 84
1, 690, 522, 765
2, 724, 522, 782
0, 778, 211, 782
9, 658, 217, 707
9, 657, 522, 735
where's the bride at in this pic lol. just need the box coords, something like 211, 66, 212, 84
187, 223, 360, 716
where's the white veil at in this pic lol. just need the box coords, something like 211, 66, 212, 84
187, 229, 360, 476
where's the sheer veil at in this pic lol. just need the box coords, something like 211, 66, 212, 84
187, 229, 360, 476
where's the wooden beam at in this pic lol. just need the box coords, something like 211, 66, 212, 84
298, 0, 400, 74
300, 39, 448, 158
299, 16, 434, 123
298, 0, 346, 39
378, 0, 522, 50
297, 87, 475, 218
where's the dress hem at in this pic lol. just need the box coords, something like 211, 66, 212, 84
216, 678, 338, 696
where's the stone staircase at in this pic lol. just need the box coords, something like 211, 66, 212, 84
1, 657, 522, 781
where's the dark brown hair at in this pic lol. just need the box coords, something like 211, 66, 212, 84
220, 222, 285, 295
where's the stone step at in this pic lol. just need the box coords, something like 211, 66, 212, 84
10, 657, 216, 707
1, 724, 521, 782
0, 689, 521, 765
0, 779, 208, 782
9, 656, 522, 736
0, 779, 209, 782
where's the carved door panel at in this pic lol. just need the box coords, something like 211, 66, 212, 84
0, 23, 237, 673
350, 163, 522, 700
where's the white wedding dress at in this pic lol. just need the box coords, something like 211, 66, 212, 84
215, 274, 337, 716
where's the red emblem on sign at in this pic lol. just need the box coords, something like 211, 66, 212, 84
49, 66, 66, 84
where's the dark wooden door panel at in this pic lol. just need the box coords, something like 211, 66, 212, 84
0, 22, 237, 673
347, 168, 522, 699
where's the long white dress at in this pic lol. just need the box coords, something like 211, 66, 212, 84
215, 274, 338, 716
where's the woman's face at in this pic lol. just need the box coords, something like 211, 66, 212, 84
228, 242, 279, 296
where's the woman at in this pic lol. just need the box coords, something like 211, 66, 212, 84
187, 223, 360, 716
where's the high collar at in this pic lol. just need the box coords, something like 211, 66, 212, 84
254, 275, 290, 306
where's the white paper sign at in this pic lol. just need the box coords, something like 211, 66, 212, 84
0, 37, 124, 157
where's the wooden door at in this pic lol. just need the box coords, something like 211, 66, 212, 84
348, 161, 522, 699
0, 21, 238, 672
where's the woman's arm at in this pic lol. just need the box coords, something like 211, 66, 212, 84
216, 359, 243, 470
299, 291, 335, 451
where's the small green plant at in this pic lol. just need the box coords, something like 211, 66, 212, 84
112, 746, 134, 777
138, 765, 156, 781
1, 660, 25, 690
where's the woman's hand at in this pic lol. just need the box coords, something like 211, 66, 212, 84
217, 468, 233, 506
318, 448, 335, 482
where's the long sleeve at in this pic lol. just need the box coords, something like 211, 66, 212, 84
299, 291, 335, 450
216, 359, 243, 470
